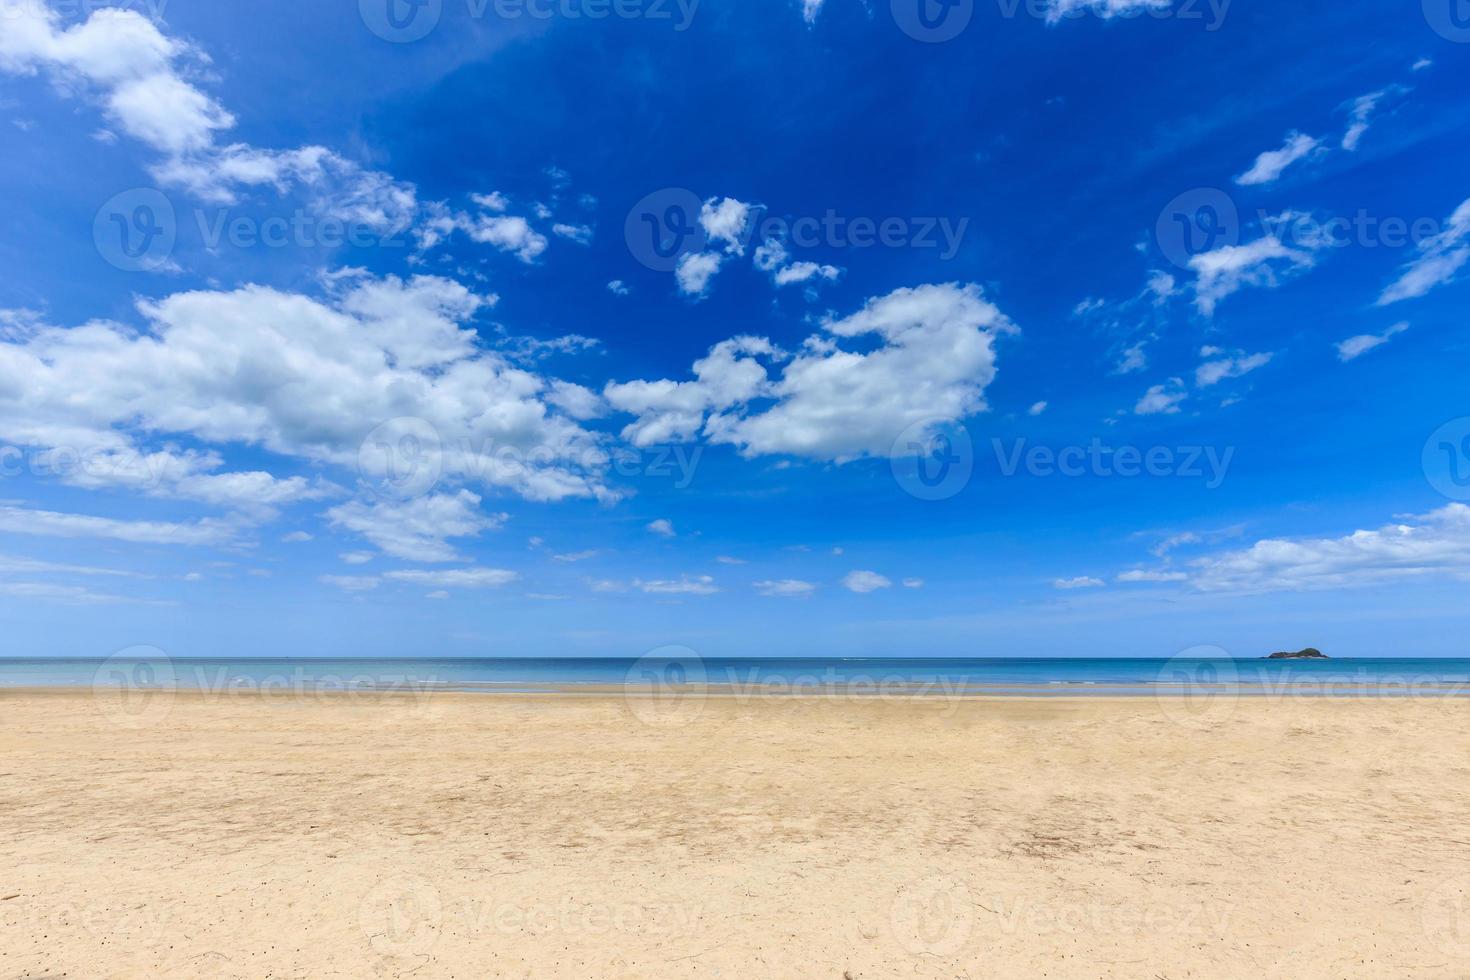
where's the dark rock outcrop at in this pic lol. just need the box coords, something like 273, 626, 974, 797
1266, 647, 1328, 659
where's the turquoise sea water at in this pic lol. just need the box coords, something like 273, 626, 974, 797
4, 656, 1470, 696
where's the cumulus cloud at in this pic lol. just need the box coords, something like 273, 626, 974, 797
418, 198, 549, 262
675, 251, 724, 298
0, 6, 231, 154
326, 492, 506, 563
1053, 576, 1104, 589
1235, 132, 1322, 186
1, 7, 419, 231
646, 519, 676, 537
773, 261, 840, 287
1336, 322, 1408, 361
1378, 197, 1470, 305
1135, 379, 1187, 415
842, 570, 892, 593
607, 283, 1015, 461
700, 197, 754, 254
0, 274, 616, 521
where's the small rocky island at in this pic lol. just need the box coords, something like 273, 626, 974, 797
1266, 647, 1329, 660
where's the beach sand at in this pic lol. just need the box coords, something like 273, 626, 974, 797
2, 688, 1469, 978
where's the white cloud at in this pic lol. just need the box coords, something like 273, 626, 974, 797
383, 567, 518, 589
646, 519, 676, 537
320, 574, 379, 592
842, 570, 892, 593
1378, 197, 1470, 305
606, 337, 777, 446
1134, 379, 1186, 415
1028, 401, 1048, 416
1045, 0, 1170, 21
1187, 504, 1470, 592
1341, 89, 1391, 152
1195, 349, 1273, 387
0, 504, 233, 546
608, 283, 1015, 462
461, 214, 549, 263
802, 0, 824, 23
1115, 343, 1149, 375
0, 581, 161, 604
754, 578, 816, 598
1116, 569, 1188, 583
901, 577, 924, 589
551, 223, 593, 245
282, 531, 313, 543
675, 251, 724, 298
0, 8, 418, 231
607, 280, 630, 296
340, 551, 375, 565
1189, 231, 1318, 315
1145, 270, 1178, 303
773, 262, 840, 287
552, 550, 600, 562
544, 380, 607, 421
1053, 576, 1104, 589
1336, 322, 1408, 361
1235, 132, 1321, 186
0, 274, 615, 510
716, 555, 747, 565
635, 575, 718, 595
326, 492, 506, 563
0, 6, 232, 154
0, 553, 144, 577
1412, 57, 1433, 72
700, 197, 754, 254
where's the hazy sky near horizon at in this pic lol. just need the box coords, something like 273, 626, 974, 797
1, 0, 1468, 659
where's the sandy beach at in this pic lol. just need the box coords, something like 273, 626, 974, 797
2, 688, 1469, 979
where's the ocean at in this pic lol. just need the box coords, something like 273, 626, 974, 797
4, 656, 1470, 696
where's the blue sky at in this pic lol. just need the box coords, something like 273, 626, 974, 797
1, 0, 1468, 659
